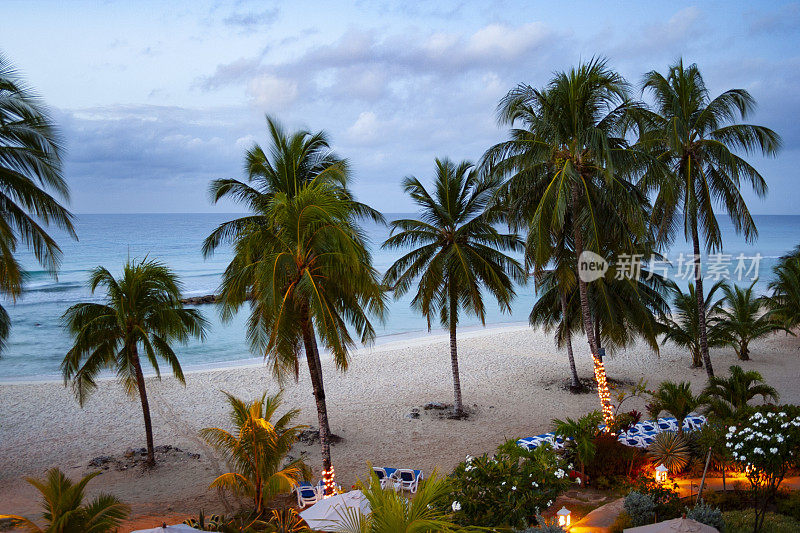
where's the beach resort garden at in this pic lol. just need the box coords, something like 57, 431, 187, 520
4, 41, 800, 533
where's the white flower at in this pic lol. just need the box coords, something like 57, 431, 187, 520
512, 486, 517, 491
501, 481, 506, 486
754, 447, 764, 454
777, 435, 785, 443
547, 500, 553, 507
554, 469, 566, 479
466, 455, 474, 464
729, 425, 737, 433
531, 481, 539, 487
771, 448, 779, 454
575, 477, 582, 485
452, 501, 461, 512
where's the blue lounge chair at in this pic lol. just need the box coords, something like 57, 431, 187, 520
395, 469, 423, 493
295, 482, 320, 508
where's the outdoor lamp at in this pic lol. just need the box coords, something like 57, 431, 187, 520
655, 463, 668, 483
556, 506, 571, 527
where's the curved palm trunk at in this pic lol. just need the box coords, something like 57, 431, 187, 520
738, 341, 750, 361
691, 219, 714, 379
560, 292, 582, 390
131, 347, 156, 466
300, 313, 334, 495
572, 182, 614, 427
449, 289, 464, 416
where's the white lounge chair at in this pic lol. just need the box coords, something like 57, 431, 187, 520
295, 482, 321, 508
395, 469, 423, 493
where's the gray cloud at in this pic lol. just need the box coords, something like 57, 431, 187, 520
223, 7, 280, 33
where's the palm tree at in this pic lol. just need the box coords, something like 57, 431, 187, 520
383, 158, 525, 416
767, 245, 800, 330
200, 391, 310, 516
204, 117, 385, 495
0, 54, 76, 353
486, 58, 649, 426
702, 365, 779, 421
715, 281, 789, 360
332, 469, 459, 533
61, 259, 207, 466
0, 469, 129, 532
639, 59, 782, 379
552, 411, 603, 477
660, 280, 725, 368
646, 381, 703, 434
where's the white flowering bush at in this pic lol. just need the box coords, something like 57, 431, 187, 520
726, 406, 800, 532
446, 440, 572, 528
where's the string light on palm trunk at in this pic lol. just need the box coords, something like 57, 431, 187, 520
592, 355, 615, 430
322, 466, 336, 497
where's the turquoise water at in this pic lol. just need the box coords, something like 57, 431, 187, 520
1, 213, 798, 380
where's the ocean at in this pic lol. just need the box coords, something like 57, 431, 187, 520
1, 213, 798, 380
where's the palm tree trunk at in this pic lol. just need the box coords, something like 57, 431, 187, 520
739, 341, 750, 361
572, 182, 614, 427
560, 292, 582, 391
131, 346, 156, 467
449, 289, 464, 416
691, 220, 714, 378
300, 313, 334, 495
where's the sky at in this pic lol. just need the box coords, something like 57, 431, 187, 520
2, 0, 800, 214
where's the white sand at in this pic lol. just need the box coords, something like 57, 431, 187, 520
1, 324, 799, 531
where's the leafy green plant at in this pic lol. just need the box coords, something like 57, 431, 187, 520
629, 477, 682, 523
447, 440, 572, 528
0, 469, 129, 532
267, 508, 311, 533
585, 433, 648, 481
183, 510, 224, 531
623, 491, 655, 527
646, 381, 704, 433
766, 245, 800, 330
647, 431, 691, 473
723, 510, 800, 533
200, 391, 310, 516
552, 410, 603, 477
703, 365, 779, 422
686, 500, 724, 531
517, 516, 566, 532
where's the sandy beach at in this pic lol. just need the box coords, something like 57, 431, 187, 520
2, 324, 799, 531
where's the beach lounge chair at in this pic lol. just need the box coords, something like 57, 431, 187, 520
395, 469, 423, 493
373, 467, 398, 490
295, 482, 321, 508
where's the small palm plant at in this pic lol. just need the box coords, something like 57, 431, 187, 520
766, 245, 800, 330
61, 259, 208, 466
200, 391, 310, 516
0, 469, 129, 532
715, 281, 789, 360
332, 469, 458, 533
647, 432, 691, 474
383, 158, 525, 416
660, 280, 725, 368
646, 381, 703, 434
702, 365, 779, 421
552, 410, 604, 478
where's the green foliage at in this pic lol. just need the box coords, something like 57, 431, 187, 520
659, 281, 726, 368
0, 53, 76, 354
183, 510, 224, 531
629, 477, 683, 521
766, 245, 800, 330
332, 469, 461, 533
516, 517, 565, 532
686, 500, 724, 531
647, 431, 691, 473
200, 391, 310, 516
723, 510, 800, 533
585, 433, 648, 482
703, 365, 780, 422
447, 441, 572, 528
714, 281, 789, 360
623, 491, 656, 527
646, 381, 704, 432
609, 511, 633, 533
266, 508, 311, 533
552, 410, 603, 475
775, 490, 800, 521
0, 469, 129, 532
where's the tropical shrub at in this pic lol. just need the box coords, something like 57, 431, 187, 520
629, 477, 682, 522
623, 491, 655, 527
0, 469, 129, 532
516, 517, 565, 532
715, 281, 789, 360
585, 433, 648, 481
647, 431, 691, 473
200, 391, 310, 516
726, 407, 800, 532
609, 512, 633, 533
183, 510, 224, 531
646, 381, 703, 433
552, 410, 603, 477
447, 440, 572, 528
703, 365, 779, 422
686, 501, 724, 531
766, 245, 800, 330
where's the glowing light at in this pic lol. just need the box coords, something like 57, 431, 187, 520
557, 506, 571, 527
322, 466, 336, 497
655, 464, 669, 484
592, 355, 615, 430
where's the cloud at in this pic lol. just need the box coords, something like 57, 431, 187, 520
346, 111, 381, 144
199, 56, 265, 90
748, 3, 800, 35
246, 74, 298, 109
223, 7, 280, 33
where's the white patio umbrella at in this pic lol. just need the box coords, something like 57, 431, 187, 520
624, 517, 719, 532
299, 490, 371, 532
132, 525, 203, 533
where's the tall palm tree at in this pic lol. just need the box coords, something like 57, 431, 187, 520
639, 60, 782, 379
0, 469, 129, 532
485, 58, 648, 426
61, 259, 207, 466
383, 158, 525, 416
661, 280, 725, 368
702, 365, 779, 421
0, 54, 75, 353
715, 281, 789, 360
200, 391, 310, 516
767, 245, 800, 330
204, 117, 385, 494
